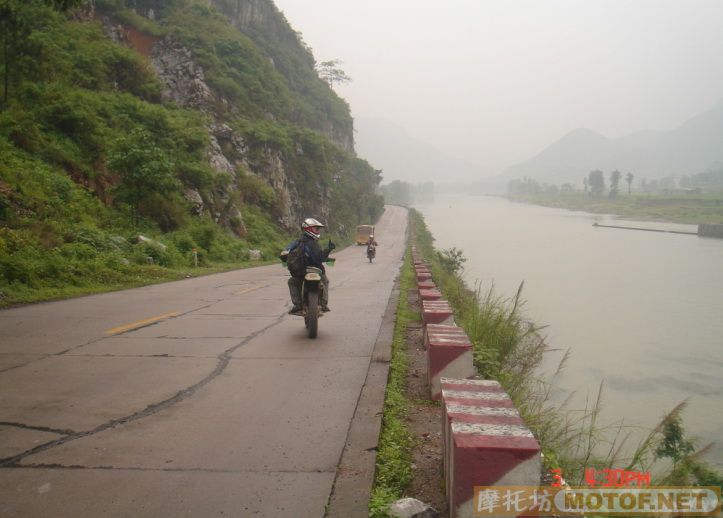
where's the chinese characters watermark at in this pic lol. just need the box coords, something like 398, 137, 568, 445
472, 486, 720, 516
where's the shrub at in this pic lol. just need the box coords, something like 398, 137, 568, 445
59, 242, 99, 261
129, 241, 183, 268
437, 247, 466, 275
236, 171, 276, 209
0, 254, 38, 286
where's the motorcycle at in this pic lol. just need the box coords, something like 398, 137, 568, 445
298, 257, 335, 338
366, 244, 376, 263
300, 266, 324, 338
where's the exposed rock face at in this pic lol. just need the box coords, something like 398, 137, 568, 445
184, 189, 204, 216
102, 19, 129, 46
123, 0, 160, 20
251, 148, 299, 229
152, 36, 317, 231
146, 36, 254, 234
207, 135, 236, 176
209, 122, 246, 176
72, 0, 96, 22
151, 38, 213, 111
212, 0, 290, 41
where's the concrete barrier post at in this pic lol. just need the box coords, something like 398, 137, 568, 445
419, 288, 442, 300
421, 300, 454, 325
426, 327, 475, 400
416, 271, 433, 282
423, 324, 468, 349
440, 378, 541, 518
417, 279, 436, 290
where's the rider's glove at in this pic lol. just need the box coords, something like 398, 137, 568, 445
279, 250, 289, 263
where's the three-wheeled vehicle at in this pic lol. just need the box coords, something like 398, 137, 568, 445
355, 225, 375, 245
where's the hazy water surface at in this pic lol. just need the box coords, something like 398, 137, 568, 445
416, 194, 723, 467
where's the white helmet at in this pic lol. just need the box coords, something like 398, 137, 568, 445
302, 217, 325, 240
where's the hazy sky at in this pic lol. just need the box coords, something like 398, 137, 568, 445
272, 0, 723, 177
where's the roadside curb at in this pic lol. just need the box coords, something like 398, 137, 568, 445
325, 276, 400, 517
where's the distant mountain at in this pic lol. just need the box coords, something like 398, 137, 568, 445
500, 102, 723, 186
354, 117, 482, 184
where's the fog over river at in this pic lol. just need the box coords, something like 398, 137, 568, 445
415, 195, 723, 467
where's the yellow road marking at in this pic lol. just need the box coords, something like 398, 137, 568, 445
234, 285, 263, 296
105, 312, 181, 335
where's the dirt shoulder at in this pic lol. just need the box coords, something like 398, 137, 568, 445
404, 288, 447, 516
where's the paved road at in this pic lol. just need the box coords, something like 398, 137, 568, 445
0, 206, 408, 517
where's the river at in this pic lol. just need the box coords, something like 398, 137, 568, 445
415, 194, 723, 468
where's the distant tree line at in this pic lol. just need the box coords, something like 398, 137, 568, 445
578, 169, 634, 198
507, 177, 575, 196
679, 164, 723, 189
509, 164, 723, 198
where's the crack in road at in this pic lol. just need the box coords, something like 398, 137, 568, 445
0, 422, 76, 436
0, 311, 288, 468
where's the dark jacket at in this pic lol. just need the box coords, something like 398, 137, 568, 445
285, 235, 332, 274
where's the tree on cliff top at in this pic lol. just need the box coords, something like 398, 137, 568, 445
316, 59, 351, 89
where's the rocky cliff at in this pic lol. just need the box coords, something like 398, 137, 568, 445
97, 0, 370, 234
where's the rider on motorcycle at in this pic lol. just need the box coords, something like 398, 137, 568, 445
280, 218, 335, 315
366, 235, 378, 254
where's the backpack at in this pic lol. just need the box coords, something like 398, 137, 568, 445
286, 241, 307, 277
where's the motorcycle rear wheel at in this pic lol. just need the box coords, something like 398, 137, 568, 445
306, 290, 319, 338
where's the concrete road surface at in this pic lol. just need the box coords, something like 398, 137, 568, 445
0, 206, 408, 517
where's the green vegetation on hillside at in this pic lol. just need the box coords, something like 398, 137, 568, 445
0, 0, 382, 308
210, 0, 353, 134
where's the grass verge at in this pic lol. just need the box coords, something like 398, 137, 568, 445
0, 260, 279, 309
368, 247, 419, 517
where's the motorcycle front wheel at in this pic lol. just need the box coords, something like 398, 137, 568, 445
306, 290, 319, 338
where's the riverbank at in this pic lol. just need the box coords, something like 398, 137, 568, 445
369, 207, 722, 515
509, 191, 723, 225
